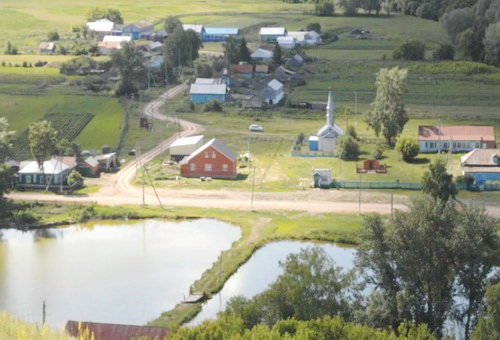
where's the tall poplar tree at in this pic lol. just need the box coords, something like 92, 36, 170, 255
28, 120, 58, 170
366, 66, 408, 145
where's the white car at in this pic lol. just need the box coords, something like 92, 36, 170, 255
249, 124, 264, 132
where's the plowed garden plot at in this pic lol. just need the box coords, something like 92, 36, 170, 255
12, 112, 94, 159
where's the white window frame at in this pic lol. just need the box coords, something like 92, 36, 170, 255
204, 163, 212, 171
222, 164, 228, 172
190, 163, 196, 171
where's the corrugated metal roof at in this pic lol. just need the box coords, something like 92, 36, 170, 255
183, 24, 204, 34
287, 31, 309, 41
204, 27, 239, 35
170, 135, 204, 147
66, 321, 170, 340
186, 138, 237, 162
251, 48, 273, 59
418, 125, 496, 141
39, 42, 55, 50
461, 148, 500, 166
255, 65, 268, 72
19, 157, 73, 175
231, 64, 253, 74
190, 83, 226, 95
195, 78, 217, 84
259, 27, 286, 35
87, 19, 114, 32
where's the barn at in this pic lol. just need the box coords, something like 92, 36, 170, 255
169, 135, 205, 161
180, 138, 237, 179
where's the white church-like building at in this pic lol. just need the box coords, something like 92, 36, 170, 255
309, 88, 344, 153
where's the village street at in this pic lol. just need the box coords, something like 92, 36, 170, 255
7, 84, 500, 218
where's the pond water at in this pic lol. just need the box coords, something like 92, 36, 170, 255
188, 241, 357, 326
0, 219, 241, 330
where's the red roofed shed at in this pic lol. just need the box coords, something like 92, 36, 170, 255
66, 321, 170, 340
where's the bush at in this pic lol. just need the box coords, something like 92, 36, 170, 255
203, 99, 223, 112
47, 31, 60, 41
306, 23, 321, 33
12, 209, 39, 225
315, 0, 335, 16
70, 205, 96, 222
67, 171, 84, 187
346, 125, 358, 140
433, 44, 454, 61
395, 136, 419, 162
456, 174, 474, 186
372, 144, 385, 160
393, 40, 426, 60
337, 135, 359, 160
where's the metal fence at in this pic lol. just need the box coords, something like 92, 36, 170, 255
291, 151, 337, 158
330, 180, 422, 190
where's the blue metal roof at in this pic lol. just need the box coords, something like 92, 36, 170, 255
204, 27, 239, 35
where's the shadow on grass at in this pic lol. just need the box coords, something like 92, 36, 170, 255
408, 157, 430, 164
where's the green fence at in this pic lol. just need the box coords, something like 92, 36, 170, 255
330, 180, 422, 190
291, 151, 337, 158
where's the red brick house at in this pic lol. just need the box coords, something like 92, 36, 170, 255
180, 138, 237, 179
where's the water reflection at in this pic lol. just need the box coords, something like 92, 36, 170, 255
0, 219, 240, 330
188, 241, 356, 326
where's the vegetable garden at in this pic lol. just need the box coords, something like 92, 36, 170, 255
12, 112, 94, 159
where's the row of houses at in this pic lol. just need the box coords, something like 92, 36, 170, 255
259, 27, 321, 49
9, 153, 118, 191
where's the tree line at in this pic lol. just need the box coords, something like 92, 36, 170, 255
174, 167, 499, 339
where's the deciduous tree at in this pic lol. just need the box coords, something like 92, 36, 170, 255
421, 159, 457, 203
395, 136, 419, 162
28, 120, 58, 170
112, 42, 147, 96
86, 8, 123, 24
365, 66, 408, 145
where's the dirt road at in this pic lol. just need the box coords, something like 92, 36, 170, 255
7, 85, 500, 218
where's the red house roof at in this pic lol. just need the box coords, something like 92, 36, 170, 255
231, 64, 253, 74
66, 321, 170, 340
182, 138, 237, 163
418, 125, 495, 141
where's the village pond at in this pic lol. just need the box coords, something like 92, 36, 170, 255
0, 219, 241, 330
188, 241, 357, 326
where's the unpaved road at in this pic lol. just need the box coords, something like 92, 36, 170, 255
7, 85, 500, 218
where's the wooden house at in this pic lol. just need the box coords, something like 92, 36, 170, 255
98, 35, 132, 55
255, 65, 269, 78
259, 27, 287, 43
180, 138, 237, 179
461, 148, 500, 184
123, 20, 154, 39
261, 79, 284, 105
190, 83, 227, 103
251, 48, 273, 62
418, 125, 496, 153
230, 64, 253, 78
16, 157, 79, 191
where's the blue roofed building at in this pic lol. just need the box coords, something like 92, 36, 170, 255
190, 83, 227, 103
203, 27, 239, 42
461, 148, 500, 185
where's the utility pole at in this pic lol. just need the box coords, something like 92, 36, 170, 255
391, 193, 394, 217
42, 300, 46, 325
251, 163, 256, 211
358, 171, 361, 214
354, 90, 358, 126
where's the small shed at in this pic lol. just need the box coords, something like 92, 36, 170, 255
308, 136, 319, 151
77, 156, 100, 177
169, 135, 205, 161
95, 152, 118, 172
39, 42, 56, 54
312, 169, 332, 188
190, 83, 227, 104
66, 321, 170, 340
255, 65, 269, 78
261, 79, 284, 105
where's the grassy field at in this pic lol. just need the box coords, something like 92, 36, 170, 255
1, 0, 310, 51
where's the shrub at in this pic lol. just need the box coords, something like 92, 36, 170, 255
70, 205, 96, 222
203, 99, 223, 112
337, 135, 359, 160
306, 23, 321, 33
395, 136, 419, 162
372, 144, 385, 160
12, 209, 39, 225
346, 125, 358, 140
67, 171, 83, 187
433, 44, 454, 61
47, 31, 60, 41
456, 174, 474, 186
393, 40, 426, 60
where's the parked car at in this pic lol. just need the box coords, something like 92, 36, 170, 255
249, 124, 264, 132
